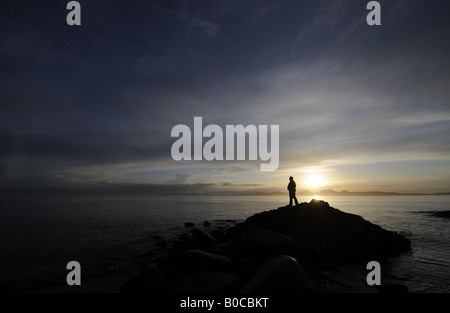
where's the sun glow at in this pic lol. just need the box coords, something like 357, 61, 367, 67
303, 174, 327, 189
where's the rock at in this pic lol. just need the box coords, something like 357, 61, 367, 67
178, 232, 191, 240
298, 243, 325, 264
213, 271, 240, 289
139, 250, 154, 258
432, 211, 450, 219
241, 255, 314, 293
234, 257, 256, 283
244, 199, 411, 262
241, 228, 298, 263
191, 229, 217, 248
205, 243, 229, 255
155, 240, 167, 248
168, 240, 194, 255
185, 222, 195, 227
168, 250, 233, 279
203, 221, 211, 227
223, 239, 245, 262
226, 224, 257, 240
210, 229, 228, 243
156, 254, 179, 271
120, 267, 170, 293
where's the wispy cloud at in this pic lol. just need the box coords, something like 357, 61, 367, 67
148, 0, 220, 37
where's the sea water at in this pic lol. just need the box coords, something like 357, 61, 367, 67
0, 195, 449, 292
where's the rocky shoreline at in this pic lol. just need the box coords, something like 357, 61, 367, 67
120, 199, 411, 293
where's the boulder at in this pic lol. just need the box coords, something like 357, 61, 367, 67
168, 239, 194, 255
241, 255, 314, 293
155, 240, 167, 248
226, 224, 257, 240
168, 250, 233, 279
191, 229, 217, 248
241, 228, 298, 263
210, 229, 228, 243
139, 250, 154, 258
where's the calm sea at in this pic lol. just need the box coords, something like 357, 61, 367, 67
0, 195, 449, 292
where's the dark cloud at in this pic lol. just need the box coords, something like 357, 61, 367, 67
1, 0, 450, 194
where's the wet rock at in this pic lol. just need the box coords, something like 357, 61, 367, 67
191, 229, 217, 248
241, 255, 314, 293
139, 250, 154, 258
205, 243, 229, 255
210, 229, 228, 243
241, 228, 298, 263
168, 240, 194, 255
203, 221, 211, 227
226, 224, 257, 240
234, 257, 256, 284
168, 250, 233, 279
178, 232, 191, 240
298, 243, 325, 265
185, 222, 195, 228
155, 240, 167, 248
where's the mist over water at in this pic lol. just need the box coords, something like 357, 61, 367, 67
0, 195, 449, 292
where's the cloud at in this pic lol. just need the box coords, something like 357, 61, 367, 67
1, 0, 450, 194
148, 0, 220, 37
169, 174, 193, 184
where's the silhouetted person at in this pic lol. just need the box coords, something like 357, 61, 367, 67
287, 176, 299, 206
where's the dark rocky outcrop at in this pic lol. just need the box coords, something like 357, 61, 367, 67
120, 200, 411, 293
244, 199, 411, 262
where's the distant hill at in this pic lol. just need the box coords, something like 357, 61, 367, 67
239, 189, 450, 196
315, 189, 419, 196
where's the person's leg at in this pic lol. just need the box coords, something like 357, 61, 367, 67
294, 196, 299, 205
289, 195, 293, 206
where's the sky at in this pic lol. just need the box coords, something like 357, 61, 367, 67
1, 0, 450, 196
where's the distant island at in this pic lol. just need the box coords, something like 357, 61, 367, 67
239, 189, 450, 197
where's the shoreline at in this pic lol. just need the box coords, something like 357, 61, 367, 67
6, 200, 414, 293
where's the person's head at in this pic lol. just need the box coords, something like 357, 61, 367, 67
289, 176, 293, 181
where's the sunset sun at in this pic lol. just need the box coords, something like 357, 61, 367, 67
303, 174, 327, 189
